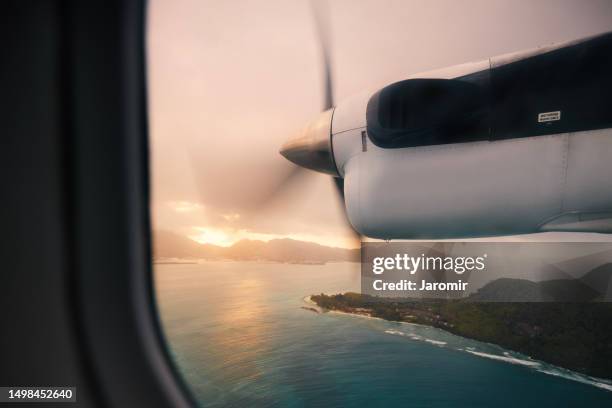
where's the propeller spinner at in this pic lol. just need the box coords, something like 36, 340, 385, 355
279, 109, 338, 176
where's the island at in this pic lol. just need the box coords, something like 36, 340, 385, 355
310, 291, 612, 380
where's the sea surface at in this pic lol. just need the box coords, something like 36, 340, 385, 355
155, 261, 612, 407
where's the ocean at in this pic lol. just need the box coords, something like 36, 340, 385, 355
155, 261, 612, 407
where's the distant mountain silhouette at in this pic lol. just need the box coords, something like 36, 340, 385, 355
469, 278, 555, 302
469, 263, 612, 302
580, 263, 612, 292
152, 230, 359, 263
153, 230, 223, 259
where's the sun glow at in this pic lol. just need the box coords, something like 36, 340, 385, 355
188, 226, 358, 249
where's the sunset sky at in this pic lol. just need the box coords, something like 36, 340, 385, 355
148, 0, 612, 249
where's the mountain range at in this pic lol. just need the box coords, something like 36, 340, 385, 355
469, 263, 612, 302
152, 230, 359, 263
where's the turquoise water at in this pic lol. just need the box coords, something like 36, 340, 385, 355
155, 262, 612, 407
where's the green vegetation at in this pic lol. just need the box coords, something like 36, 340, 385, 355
311, 292, 612, 379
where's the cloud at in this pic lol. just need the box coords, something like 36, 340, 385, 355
222, 213, 241, 222
167, 201, 203, 213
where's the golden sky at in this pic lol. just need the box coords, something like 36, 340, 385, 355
147, 0, 612, 249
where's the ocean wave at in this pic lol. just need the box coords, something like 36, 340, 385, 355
424, 339, 447, 346
535, 366, 612, 392
463, 349, 612, 392
464, 350, 540, 367
384, 330, 447, 346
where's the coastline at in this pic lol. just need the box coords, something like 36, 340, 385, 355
305, 293, 612, 392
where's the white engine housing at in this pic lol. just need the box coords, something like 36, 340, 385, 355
334, 127, 612, 239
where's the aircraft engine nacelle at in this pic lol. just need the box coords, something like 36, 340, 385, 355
281, 31, 612, 239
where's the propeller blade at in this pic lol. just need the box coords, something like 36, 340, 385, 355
249, 0, 338, 209
310, 0, 334, 110
333, 176, 345, 199
312, 1, 361, 244
332, 177, 361, 246
208, 0, 336, 209
191, 0, 361, 249
252, 164, 308, 209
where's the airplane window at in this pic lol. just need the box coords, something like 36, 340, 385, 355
148, 1, 361, 405
148, 1, 612, 407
